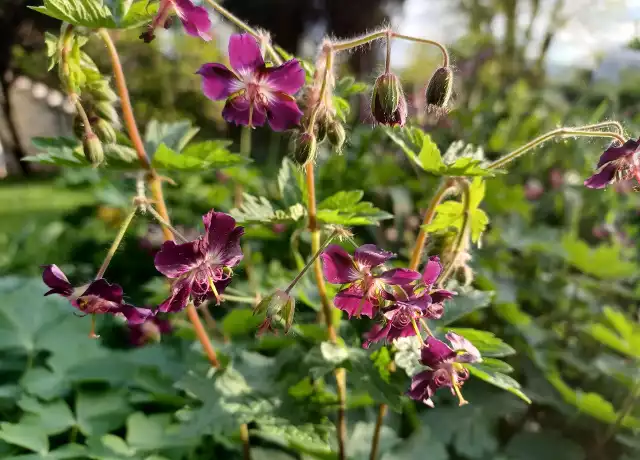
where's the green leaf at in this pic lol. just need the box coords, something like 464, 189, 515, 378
18, 396, 75, 436
230, 195, 306, 225
348, 422, 399, 459
277, 158, 304, 206
561, 235, 636, 280
505, 431, 585, 460
417, 135, 445, 173
317, 190, 393, 226
222, 309, 263, 337
0, 423, 48, 454
432, 286, 493, 327
19, 368, 70, 401
151, 142, 247, 171
24, 137, 141, 169
32, 0, 155, 29
144, 120, 199, 157
467, 364, 531, 403
105, 0, 132, 24
447, 328, 515, 357
76, 390, 131, 436
126, 412, 175, 451
381, 425, 448, 460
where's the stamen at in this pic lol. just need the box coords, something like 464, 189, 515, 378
419, 318, 435, 337
89, 314, 100, 339
248, 102, 254, 129
411, 318, 424, 345
451, 375, 468, 406
207, 275, 222, 305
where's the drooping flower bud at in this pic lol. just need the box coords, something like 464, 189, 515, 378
73, 117, 86, 139
89, 79, 118, 103
95, 101, 119, 125
253, 289, 296, 333
93, 118, 117, 144
82, 132, 104, 166
315, 113, 330, 142
371, 72, 407, 127
292, 132, 317, 167
425, 66, 453, 112
327, 120, 346, 151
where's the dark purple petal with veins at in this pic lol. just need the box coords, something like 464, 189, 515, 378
363, 323, 392, 348
333, 285, 375, 318
266, 92, 304, 131
197, 63, 239, 101
430, 289, 455, 304
81, 279, 123, 304
42, 264, 73, 297
596, 138, 639, 168
422, 256, 442, 286
154, 240, 203, 279
354, 244, 395, 268
202, 211, 244, 267
584, 163, 617, 189
222, 94, 267, 127
228, 33, 264, 73
117, 304, 154, 325
174, 0, 212, 41
320, 245, 358, 284
446, 332, 482, 363
407, 370, 436, 407
158, 277, 192, 313
377, 268, 421, 285
261, 59, 306, 94
420, 336, 455, 368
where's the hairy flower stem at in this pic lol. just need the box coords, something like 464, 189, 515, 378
144, 205, 189, 242
408, 179, 456, 271
488, 128, 627, 171
307, 47, 334, 131
437, 179, 471, 286
95, 208, 137, 280
203, 0, 282, 65
369, 404, 388, 460
285, 230, 338, 294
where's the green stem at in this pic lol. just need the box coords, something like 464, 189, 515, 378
437, 179, 471, 286
369, 404, 388, 460
144, 206, 188, 242
488, 129, 627, 171
391, 32, 449, 67
285, 230, 338, 294
222, 294, 257, 304
598, 376, 640, 450
384, 30, 392, 73
95, 208, 137, 279
331, 30, 387, 51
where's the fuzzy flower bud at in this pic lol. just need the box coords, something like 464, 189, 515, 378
89, 79, 118, 103
371, 73, 407, 126
93, 118, 117, 144
327, 120, 346, 151
95, 101, 119, 125
292, 132, 317, 167
425, 66, 453, 112
82, 132, 104, 166
253, 289, 296, 333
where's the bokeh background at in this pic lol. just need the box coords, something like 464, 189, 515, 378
0, 1, 639, 459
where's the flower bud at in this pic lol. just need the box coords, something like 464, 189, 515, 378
292, 132, 317, 167
73, 117, 86, 139
93, 118, 117, 144
327, 120, 346, 151
371, 72, 407, 127
425, 66, 453, 111
253, 289, 296, 333
89, 79, 118, 103
95, 101, 119, 125
82, 132, 104, 166
315, 113, 330, 142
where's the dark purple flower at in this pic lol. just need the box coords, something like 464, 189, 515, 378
142, 0, 212, 43
584, 138, 640, 189
371, 72, 407, 127
407, 332, 482, 407
129, 315, 172, 346
422, 256, 455, 306
41, 265, 152, 325
320, 244, 420, 318
197, 33, 305, 131
154, 210, 244, 312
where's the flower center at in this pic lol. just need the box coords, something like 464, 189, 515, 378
76, 295, 117, 314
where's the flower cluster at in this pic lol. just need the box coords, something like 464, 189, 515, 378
321, 244, 477, 406
41, 209, 243, 337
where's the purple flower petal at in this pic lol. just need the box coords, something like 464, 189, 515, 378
174, 0, 212, 41
42, 264, 73, 297
117, 304, 154, 325
363, 322, 391, 348
584, 163, 617, 189
158, 277, 192, 313
81, 279, 123, 304
596, 138, 639, 168
422, 256, 442, 286
228, 33, 264, 73
425, 302, 444, 319
266, 92, 303, 131
354, 244, 395, 268
334, 286, 375, 318
430, 289, 455, 304
222, 94, 267, 127
197, 63, 239, 101
154, 240, 203, 279
201, 210, 244, 267
446, 332, 482, 363
261, 59, 306, 95
407, 370, 435, 407
420, 336, 455, 368
320, 245, 359, 284
377, 268, 421, 285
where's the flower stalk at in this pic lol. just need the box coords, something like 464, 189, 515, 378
437, 179, 471, 286
285, 229, 338, 294
95, 207, 137, 280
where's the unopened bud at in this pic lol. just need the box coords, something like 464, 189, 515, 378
253, 289, 296, 333
82, 132, 104, 166
89, 79, 118, 103
73, 117, 86, 139
371, 73, 406, 127
292, 132, 317, 167
425, 66, 453, 111
315, 113, 330, 142
93, 118, 117, 144
95, 101, 119, 125
327, 120, 346, 151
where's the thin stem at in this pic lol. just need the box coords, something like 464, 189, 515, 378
598, 377, 640, 450
331, 30, 387, 51
144, 205, 189, 242
203, 0, 282, 65
307, 48, 334, 131
285, 230, 338, 293
239, 423, 251, 460
95, 208, 137, 279
411, 318, 424, 345
419, 318, 435, 337
74, 101, 93, 137
186, 302, 220, 368
437, 179, 471, 286
408, 179, 455, 271
97, 29, 150, 169
222, 294, 258, 304
488, 128, 627, 171
384, 30, 392, 73
369, 404, 388, 460
391, 32, 449, 67
574, 121, 625, 135
148, 176, 174, 241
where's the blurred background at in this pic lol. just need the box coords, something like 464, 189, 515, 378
0, 1, 639, 459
